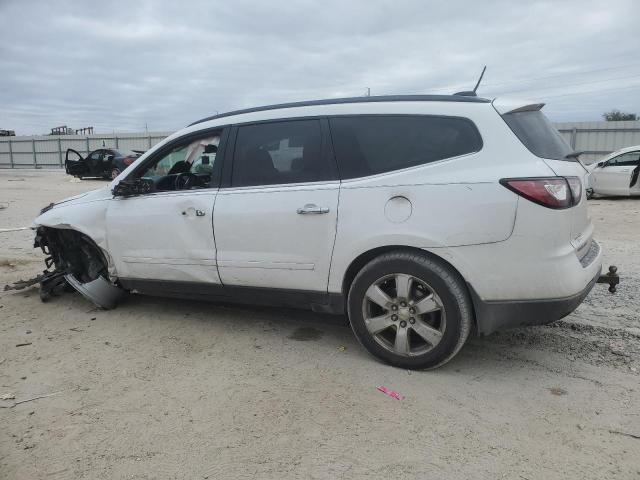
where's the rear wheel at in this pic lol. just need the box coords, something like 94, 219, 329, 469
110, 168, 121, 180
347, 251, 472, 369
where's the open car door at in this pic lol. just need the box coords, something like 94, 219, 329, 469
630, 162, 640, 193
65, 149, 88, 177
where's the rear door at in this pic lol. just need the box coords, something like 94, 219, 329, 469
214, 118, 339, 292
592, 151, 640, 196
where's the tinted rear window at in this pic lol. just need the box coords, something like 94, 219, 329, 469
329, 115, 482, 179
232, 119, 333, 187
502, 110, 573, 160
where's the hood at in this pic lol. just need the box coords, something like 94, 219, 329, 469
45, 186, 112, 211
34, 187, 113, 227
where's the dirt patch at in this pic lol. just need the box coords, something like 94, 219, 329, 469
0, 171, 638, 479
287, 326, 324, 341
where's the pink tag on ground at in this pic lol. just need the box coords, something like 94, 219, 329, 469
377, 385, 404, 400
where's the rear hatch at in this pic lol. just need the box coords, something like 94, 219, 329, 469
496, 101, 593, 259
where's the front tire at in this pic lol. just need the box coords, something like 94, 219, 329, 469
347, 251, 472, 369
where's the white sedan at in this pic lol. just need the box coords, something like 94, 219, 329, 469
587, 146, 640, 198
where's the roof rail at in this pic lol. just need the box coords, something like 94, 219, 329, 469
188, 94, 491, 127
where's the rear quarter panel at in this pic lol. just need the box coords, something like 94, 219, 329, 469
327, 102, 557, 293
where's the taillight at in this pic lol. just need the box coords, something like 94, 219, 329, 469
123, 156, 135, 166
500, 177, 581, 209
565, 176, 582, 204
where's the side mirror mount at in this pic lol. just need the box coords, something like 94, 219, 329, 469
106, 155, 115, 162
597, 161, 605, 167
112, 180, 134, 197
112, 178, 152, 197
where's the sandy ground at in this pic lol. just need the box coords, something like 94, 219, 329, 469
0, 170, 638, 480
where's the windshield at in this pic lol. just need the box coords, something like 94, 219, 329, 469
502, 110, 573, 160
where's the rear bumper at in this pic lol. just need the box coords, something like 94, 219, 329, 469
470, 267, 601, 336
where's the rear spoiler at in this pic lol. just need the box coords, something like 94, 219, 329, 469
492, 98, 545, 115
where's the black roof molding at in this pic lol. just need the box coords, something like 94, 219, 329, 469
189, 94, 491, 127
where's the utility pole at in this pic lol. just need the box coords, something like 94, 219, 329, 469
366, 87, 371, 97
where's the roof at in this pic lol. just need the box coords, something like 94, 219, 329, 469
189, 94, 491, 127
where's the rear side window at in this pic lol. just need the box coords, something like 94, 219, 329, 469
232, 119, 333, 187
329, 115, 482, 179
502, 110, 573, 160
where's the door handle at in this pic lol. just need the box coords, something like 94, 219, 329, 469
297, 204, 330, 215
181, 209, 207, 217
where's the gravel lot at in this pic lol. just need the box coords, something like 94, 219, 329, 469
1, 170, 639, 480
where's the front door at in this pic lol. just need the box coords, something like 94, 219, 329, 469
214, 119, 339, 292
592, 151, 640, 196
65, 149, 88, 176
106, 130, 224, 283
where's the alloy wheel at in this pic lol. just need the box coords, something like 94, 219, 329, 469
361, 273, 446, 357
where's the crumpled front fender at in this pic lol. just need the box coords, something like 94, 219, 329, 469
33, 196, 116, 278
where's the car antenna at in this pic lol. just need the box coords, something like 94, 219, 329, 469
454, 65, 487, 97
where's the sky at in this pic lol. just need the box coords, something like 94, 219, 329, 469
1, 0, 639, 135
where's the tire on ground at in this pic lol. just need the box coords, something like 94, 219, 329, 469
347, 250, 473, 370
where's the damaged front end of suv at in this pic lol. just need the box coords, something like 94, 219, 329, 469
22, 188, 126, 309
34, 226, 124, 309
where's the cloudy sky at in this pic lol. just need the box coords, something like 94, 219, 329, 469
1, 0, 639, 135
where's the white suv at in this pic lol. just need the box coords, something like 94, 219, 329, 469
33, 94, 610, 369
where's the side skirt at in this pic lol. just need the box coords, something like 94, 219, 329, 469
118, 278, 346, 315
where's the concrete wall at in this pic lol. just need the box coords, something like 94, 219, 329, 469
2, 120, 640, 168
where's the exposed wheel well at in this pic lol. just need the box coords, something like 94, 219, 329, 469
341, 245, 476, 327
36, 227, 109, 283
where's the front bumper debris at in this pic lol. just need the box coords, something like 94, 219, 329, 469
32, 226, 123, 308
597, 265, 620, 293
65, 274, 123, 309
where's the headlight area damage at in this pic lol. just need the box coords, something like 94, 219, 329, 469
33, 227, 124, 309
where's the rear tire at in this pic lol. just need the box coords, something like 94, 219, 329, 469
110, 168, 121, 180
347, 250, 472, 369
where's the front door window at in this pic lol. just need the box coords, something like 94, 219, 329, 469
136, 134, 221, 192
607, 151, 640, 167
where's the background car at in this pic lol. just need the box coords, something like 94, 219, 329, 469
586, 146, 640, 198
65, 148, 142, 180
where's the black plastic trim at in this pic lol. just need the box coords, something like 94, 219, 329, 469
118, 279, 346, 315
188, 95, 491, 127
469, 269, 601, 336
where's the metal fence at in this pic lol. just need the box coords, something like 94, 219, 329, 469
0, 132, 171, 169
555, 120, 640, 164
2, 120, 640, 169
